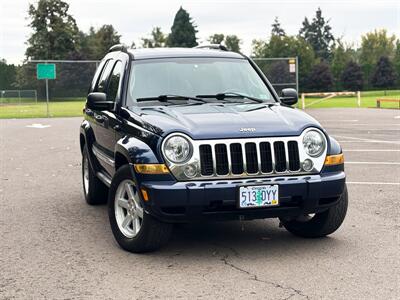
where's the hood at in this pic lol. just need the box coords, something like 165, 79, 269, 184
131, 103, 322, 139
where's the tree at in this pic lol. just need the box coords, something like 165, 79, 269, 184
142, 27, 166, 48
208, 34, 241, 52
89, 25, 121, 58
359, 29, 396, 87
306, 62, 333, 91
341, 61, 363, 91
271, 17, 285, 37
167, 7, 198, 47
299, 8, 335, 61
371, 56, 397, 89
208, 33, 225, 44
225, 35, 241, 52
393, 40, 400, 85
0, 59, 17, 90
331, 40, 356, 90
25, 0, 79, 60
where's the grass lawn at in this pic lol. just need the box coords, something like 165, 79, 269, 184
0, 90, 399, 119
297, 90, 400, 109
0, 99, 85, 119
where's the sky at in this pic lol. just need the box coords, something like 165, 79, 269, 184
0, 0, 399, 65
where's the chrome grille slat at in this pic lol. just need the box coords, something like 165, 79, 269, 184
241, 142, 247, 174
210, 144, 217, 175
284, 142, 290, 172
226, 143, 232, 175
255, 142, 262, 175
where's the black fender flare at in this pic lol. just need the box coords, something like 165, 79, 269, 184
79, 120, 101, 172
114, 136, 161, 170
328, 136, 342, 155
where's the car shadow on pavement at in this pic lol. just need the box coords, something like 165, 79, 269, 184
78, 203, 343, 259
155, 219, 344, 260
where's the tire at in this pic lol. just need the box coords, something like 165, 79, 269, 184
108, 165, 173, 253
280, 185, 348, 238
82, 145, 109, 205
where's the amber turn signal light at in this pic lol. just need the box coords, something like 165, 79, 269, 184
134, 164, 170, 174
140, 188, 149, 201
324, 154, 344, 166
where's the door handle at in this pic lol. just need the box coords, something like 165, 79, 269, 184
113, 124, 122, 131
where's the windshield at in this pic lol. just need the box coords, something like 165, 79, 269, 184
127, 57, 275, 105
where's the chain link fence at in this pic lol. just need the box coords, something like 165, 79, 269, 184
0, 61, 98, 118
252, 57, 298, 95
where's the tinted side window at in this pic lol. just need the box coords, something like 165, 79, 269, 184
90, 59, 107, 92
96, 59, 114, 92
107, 61, 123, 101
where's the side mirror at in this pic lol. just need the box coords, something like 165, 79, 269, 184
280, 88, 298, 106
87, 92, 114, 111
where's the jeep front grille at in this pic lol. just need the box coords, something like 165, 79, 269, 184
161, 129, 328, 181
199, 140, 300, 177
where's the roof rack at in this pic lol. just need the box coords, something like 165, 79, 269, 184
194, 44, 228, 51
108, 44, 127, 53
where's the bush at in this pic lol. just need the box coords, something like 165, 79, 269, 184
306, 62, 333, 91
341, 61, 363, 91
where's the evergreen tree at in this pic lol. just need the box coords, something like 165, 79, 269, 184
306, 62, 333, 91
271, 17, 285, 37
371, 56, 397, 89
142, 27, 166, 48
25, 0, 79, 60
299, 8, 335, 61
167, 7, 198, 47
341, 61, 363, 91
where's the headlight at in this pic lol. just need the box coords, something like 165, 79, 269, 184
303, 130, 326, 157
163, 135, 192, 163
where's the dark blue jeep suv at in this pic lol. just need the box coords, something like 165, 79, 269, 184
80, 44, 347, 253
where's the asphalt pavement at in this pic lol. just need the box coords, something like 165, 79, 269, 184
1, 108, 399, 299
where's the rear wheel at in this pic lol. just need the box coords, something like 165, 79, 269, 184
108, 165, 173, 253
280, 185, 348, 238
82, 145, 108, 205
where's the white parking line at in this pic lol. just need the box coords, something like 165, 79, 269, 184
322, 120, 359, 122
347, 181, 400, 186
324, 123, 400, 126
339, 141, 400, 143
346, 161, 400, 165
344, 149, 400, 152
334, 135, 400, 145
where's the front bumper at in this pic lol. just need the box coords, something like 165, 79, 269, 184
140, 171, 346, 223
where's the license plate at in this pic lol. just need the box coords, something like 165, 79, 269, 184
238, 185, 279, 208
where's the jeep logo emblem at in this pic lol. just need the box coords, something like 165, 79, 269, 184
239, 127, 256, 132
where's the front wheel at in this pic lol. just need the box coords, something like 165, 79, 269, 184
280, 185, 348, 238
108, 165, 173, 253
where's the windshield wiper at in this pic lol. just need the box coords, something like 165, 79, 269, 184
196, 92, 264, 103
136, 94, 206, 103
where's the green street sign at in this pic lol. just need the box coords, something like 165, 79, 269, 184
37, 64, 56, 80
